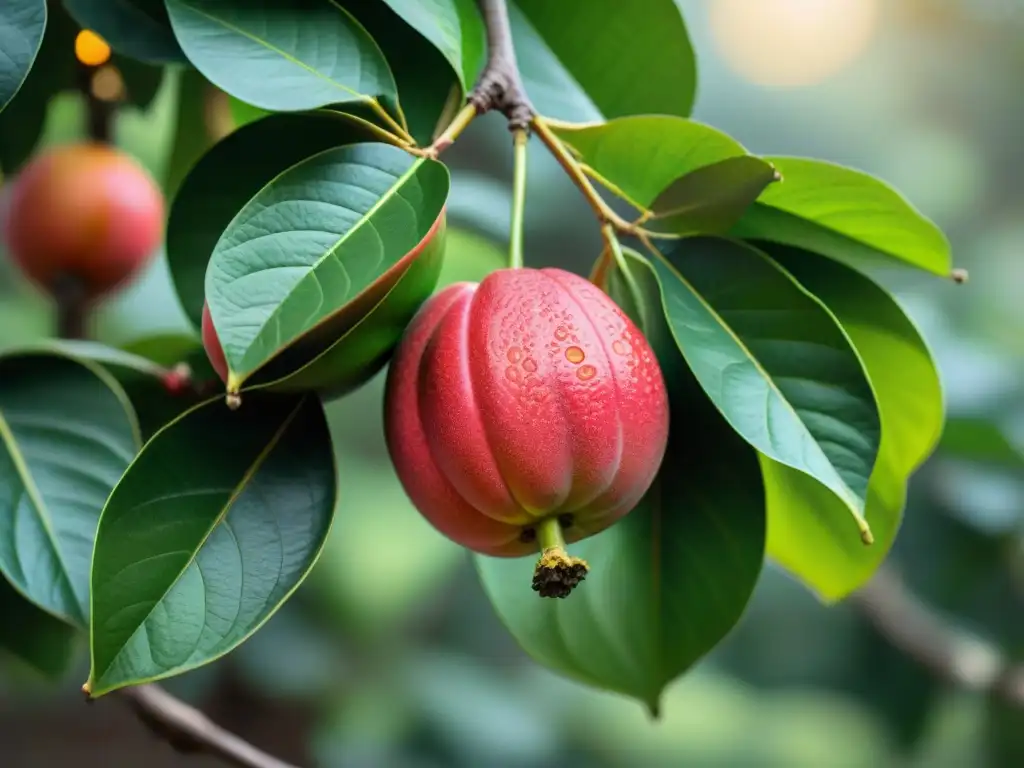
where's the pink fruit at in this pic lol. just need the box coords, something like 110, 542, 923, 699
384, 267, 670, 597
2, 143, 164, 300
201, 301, 228, 384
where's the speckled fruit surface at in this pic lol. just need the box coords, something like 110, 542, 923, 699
384, 266, 670, 557
2, 143, 164, 299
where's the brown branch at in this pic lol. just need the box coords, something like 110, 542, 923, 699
468, 0, 535, 130
853, 565, 1024, 705
119, 684, 301, 768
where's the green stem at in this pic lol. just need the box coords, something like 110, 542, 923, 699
366, 98, 414, 145
536, 515, 566, 552
602, 224, 650, 334
509, 128, 529, 270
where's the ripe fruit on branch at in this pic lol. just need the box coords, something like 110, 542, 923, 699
384, 267, 670, 598
1, 143, 164, 301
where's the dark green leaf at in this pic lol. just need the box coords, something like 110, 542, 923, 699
167, 111, 372, 329
0, 3, 77, 174
647, 156, 779, 236
551, 117, 747, 210
731, 157, 952, 277
0, 351, 140, 627
248, 217, 446, 398
0, 0, 46, 113
476, 248, 765, 714
759, 243, 944, 598
63, 0, 186, 64
648, 236, 881, 546
377, 0, 485, 90
205, 142, 450, 387
514, 0, 696, 120
0, 574, 80, 678
163, 67, 218, 201
343, 0, 462, 146
164, 0, 399, 120
114, 54, 165, 110
87, 392, 336, 696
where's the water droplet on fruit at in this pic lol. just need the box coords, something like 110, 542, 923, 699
554, 326, 569, 341
577, 364, 597, 381
505, 366, 522, 383
612, 339, 630, 356
522, 358, 537, 373
507, 346, 522, 363
565, 346, 585, 364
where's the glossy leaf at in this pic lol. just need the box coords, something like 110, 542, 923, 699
63, 0, 186, 64
87, 393, 336, 696
646, 156, 779, 236
0, 2, 76, 173
758, 244, 944, 598
552, 117, 747, 210
731, 157, 953, 276
0, 575, 79, 678
648, 236, 881, 545
344, 0, 462, 146
167, 111, 371, 329
164, 0, 398, 116
378, 0, 485, 90
247, 218, 446, 397
514, 0, 696, 120
0, 0, 46, 113
476, 248, 765, 714
0, 351, 140, 627
37, 339, 211, 441
205, 142, 450, 386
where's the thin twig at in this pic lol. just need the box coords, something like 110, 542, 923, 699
853, 565, 1024, 705
120, 684, 301, 768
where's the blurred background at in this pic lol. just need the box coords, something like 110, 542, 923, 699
1, 0, 1023, 766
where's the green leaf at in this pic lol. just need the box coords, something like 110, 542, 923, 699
514, 0, 696, 120
939, 416, 1023, 471
646, 156, 779, 237
164, 0, 398, 118
757, 243, 944, 599
247, 218, 446, 398
167, 111, 371, 329
343, 0, 462, 146
551, 117, 747, 210
731, 157, 953, 277
377, 0, 485, 90
34, 339, 211, 441
0, 351, 140, 627
63, 0, 186, 64
0, 0, 46, 113
0, 574, 79, 678
205, 141, 450, 387
0, 3, 76, 174
87, 392, 336, 696
476, 248, 765, 713
647, 236, 881, 545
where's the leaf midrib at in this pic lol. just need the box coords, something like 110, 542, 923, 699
0, 407, 80, 624
91, 398, 306, 692
173, 0, 385, 104
650, 245, 864, 514
230, 154, 427, 378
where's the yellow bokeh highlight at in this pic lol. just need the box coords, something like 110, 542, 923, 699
91, 65, 125, 102
709, 0, 880, 88
74, 29, 111, 67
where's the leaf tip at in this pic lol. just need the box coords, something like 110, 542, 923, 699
81, 679, 93, 699
225, 392, 242, 410
950, 267, 969, 285
859, 521, 875, 546
645, 696, 663, 721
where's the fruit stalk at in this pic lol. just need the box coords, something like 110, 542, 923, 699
509, 128, 528, 270
532, 516, 590, 599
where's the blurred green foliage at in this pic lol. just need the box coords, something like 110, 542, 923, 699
2, 1, 1023, 766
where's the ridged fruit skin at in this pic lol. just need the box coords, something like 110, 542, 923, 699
384, 267, 670, 557
2, 143, 163, 299
201, 302, 229, 383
